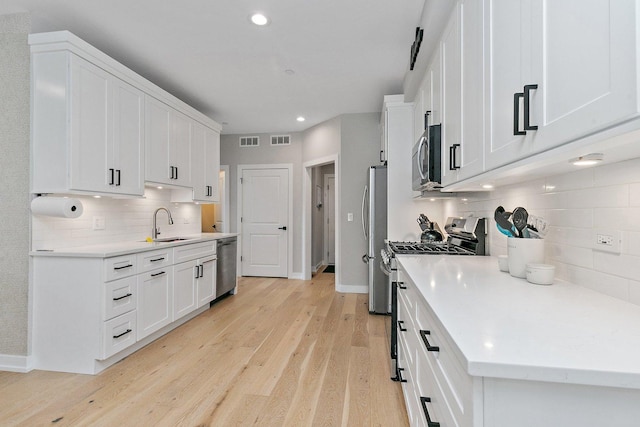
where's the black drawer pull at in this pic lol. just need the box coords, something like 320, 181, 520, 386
115, 169, 121, 186
113, 329, 132, 339
398, 320, 407, 332
513, 92, 526, 136
397, 367, 407, 383
150, 271, 166, 277
523, 84, 538, 131
112, 293, 132, 301
420, 397, 441, 427
398, 282, 407, 290
109, 168, 115, 185
113, 264, 133, 271
150, 257, 165, 263
420, 330, 440, 352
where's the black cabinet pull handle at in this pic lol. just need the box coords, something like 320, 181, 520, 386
396, 367, 408, 383
398, 320, 407, 332
175, 167, 178, 180
524, 84, 538, 131
150, 271, 166, 277
398, 282, 407, 290
449, 144, 460, 170
278, 226, 287, 230
420, 397, 441, 427
113, 264, 133, 271
169, 166, 174, 179
200, 265, 204, 278
116, 169, 121, 186
112, 293, 132, 301
109, 168, 115, 185
420, 330, 440, 352
194, 265, 200, 279
380, 150, 384, 163
150, 257, 165, 263
513, 92, 526, 135
113, 329, 132, 339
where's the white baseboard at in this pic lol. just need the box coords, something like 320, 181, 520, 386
0, 353, 33, 373
335, 283, 368, 294
289, 272, 304, 280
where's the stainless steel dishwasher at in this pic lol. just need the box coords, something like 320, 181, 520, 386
214, 236, 237, 300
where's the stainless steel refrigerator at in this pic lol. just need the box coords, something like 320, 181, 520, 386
361, 165, 388, 314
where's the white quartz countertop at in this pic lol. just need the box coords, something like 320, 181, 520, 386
397, 255, 640, 390
30, 233, 238, 258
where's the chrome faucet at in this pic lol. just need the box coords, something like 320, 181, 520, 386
152, 207, 174, 240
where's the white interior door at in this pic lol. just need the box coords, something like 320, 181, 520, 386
324, 174, 335, 265
241, 168, 289, 277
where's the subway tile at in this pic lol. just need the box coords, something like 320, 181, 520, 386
546, 242, 594, 269
626, 231, 640, 257
561, 265, 629, 301
631, 183, 640, 206
629, 279, 640, 306
545, 168, 594, 192
594, 252, 640, 282
546, 209, 593, 229
594, 157, 640, 186
595, 207, 640, 232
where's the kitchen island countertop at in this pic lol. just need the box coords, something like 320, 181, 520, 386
30, 233, 239, 258
397, 254, 640, 390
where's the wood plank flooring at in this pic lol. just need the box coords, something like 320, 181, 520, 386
0, 272, 408, 426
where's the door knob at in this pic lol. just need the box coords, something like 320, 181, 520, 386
278, 226, 287, 230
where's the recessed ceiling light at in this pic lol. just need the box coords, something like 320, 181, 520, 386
570, 153, 603, 166
250, 13, 269, 26
284, 69, 295, 75
482, 184, 494, 189
296, 116, 305, 122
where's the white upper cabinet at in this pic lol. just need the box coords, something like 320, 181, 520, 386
191, 122, 220, 202
145, 96, 192, 187
530, 0, 638, 150
441, 0, 485, 186
31, 52, 144, 196
30, 31, 221, 198
484, 0, 639, 170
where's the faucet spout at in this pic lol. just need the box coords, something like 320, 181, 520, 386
152, 207, 174, 240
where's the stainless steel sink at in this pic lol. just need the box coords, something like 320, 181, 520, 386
144, 237, 194, 243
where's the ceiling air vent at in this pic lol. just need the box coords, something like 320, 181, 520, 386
271, 135, 291, 146
239, 136, 259, 147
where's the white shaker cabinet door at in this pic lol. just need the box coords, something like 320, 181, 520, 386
197, 256, 216, 307
137, 268, 173, 340
169, 109, 192, 187
69, 55, 111, 193
173, 260, 198, 320
111, 78, 144, 195
145, 96, 172, 185
530, 0, 639, 152
484, 0, 536, 171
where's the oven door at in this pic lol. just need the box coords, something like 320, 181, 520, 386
380, 259, 398, 380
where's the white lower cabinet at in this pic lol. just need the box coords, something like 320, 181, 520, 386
137, 268, 173, 340
397, 262, 640, 426
31, 240, 219, 375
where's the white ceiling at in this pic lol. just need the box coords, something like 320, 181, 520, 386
2, 0, 425, 134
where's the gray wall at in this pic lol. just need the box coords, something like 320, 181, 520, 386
302, 116, 340, 163
338, 113, 382, 288
220, 132, 304, 274
0, 13, 31, 356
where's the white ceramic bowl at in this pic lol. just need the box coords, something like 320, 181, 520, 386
525, 263, 555, 285
497, 255, 509, 272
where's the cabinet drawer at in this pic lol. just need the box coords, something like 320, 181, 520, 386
173, 241, 216, 263
415, 297, 473, 425
137, 248, 173, 274
103, 276, 137, 320
100, 310, 137, 360
416, 342, 457, 427
105, 254, 137, 281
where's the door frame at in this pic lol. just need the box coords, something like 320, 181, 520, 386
303, 154, 339, 282
323, 173, 335, 265
237, 163, 293, 278
219, 165, 230, 233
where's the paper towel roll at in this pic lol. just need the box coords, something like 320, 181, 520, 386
31, 197, 83, 218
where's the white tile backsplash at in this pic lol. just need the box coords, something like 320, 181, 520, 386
32, 188, 202, 250
446, 157, 640, 306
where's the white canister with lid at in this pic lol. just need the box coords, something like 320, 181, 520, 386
507, 237, 544, 278
526, 263, 555, 285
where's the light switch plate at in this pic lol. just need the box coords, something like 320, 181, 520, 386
592, 229, 622, 254
347, 213, 353, 222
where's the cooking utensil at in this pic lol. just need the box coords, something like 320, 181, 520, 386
494, 206, 517, 237
512, 207, 529, 238
526, 214, 548, 238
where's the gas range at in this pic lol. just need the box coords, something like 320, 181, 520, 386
387, 241, 475, 255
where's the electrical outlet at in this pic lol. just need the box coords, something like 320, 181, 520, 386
592, 229, 622, 254
92, 216, 106, 231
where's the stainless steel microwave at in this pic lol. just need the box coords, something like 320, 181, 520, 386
412, 123, 442, 191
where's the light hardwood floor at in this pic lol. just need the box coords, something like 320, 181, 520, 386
0, 272, 408, 426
